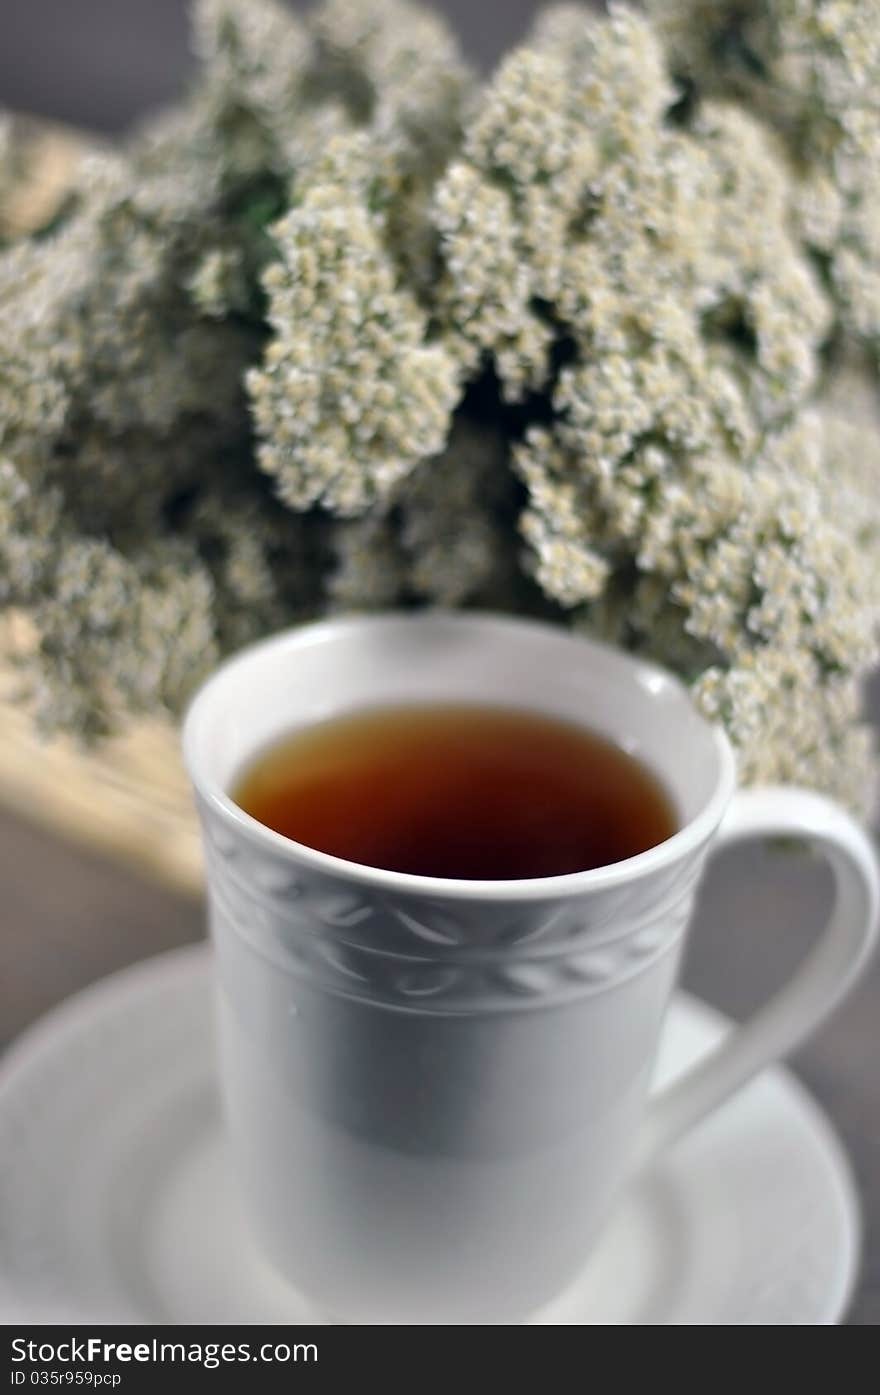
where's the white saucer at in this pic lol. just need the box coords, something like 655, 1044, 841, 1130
0, 945, 859, 1325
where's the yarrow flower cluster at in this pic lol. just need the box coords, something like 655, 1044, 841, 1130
646, 0, 880, 347
0, 0, 878, 810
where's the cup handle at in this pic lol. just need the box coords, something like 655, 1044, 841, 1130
638, 786, 879, 1167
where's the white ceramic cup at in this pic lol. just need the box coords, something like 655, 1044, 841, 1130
183, 612, 879, 1324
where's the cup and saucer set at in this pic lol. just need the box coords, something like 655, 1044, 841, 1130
1, 616, 875, 1324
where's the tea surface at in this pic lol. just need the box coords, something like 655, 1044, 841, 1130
233, 704, 677, 880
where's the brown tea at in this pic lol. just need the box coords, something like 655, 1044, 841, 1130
233, 704, 677, 881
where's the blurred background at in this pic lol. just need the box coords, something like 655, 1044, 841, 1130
0, 0, 545, 132
1, 0, 878, 1325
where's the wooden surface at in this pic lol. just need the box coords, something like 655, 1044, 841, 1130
0, 613, 202, 897
0, 803, 876, 1325
0, 113, 91, 239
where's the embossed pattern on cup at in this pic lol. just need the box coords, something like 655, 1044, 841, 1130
200, 808, 706, 1011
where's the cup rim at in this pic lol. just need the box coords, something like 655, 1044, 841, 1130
182, 612, 737, 903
